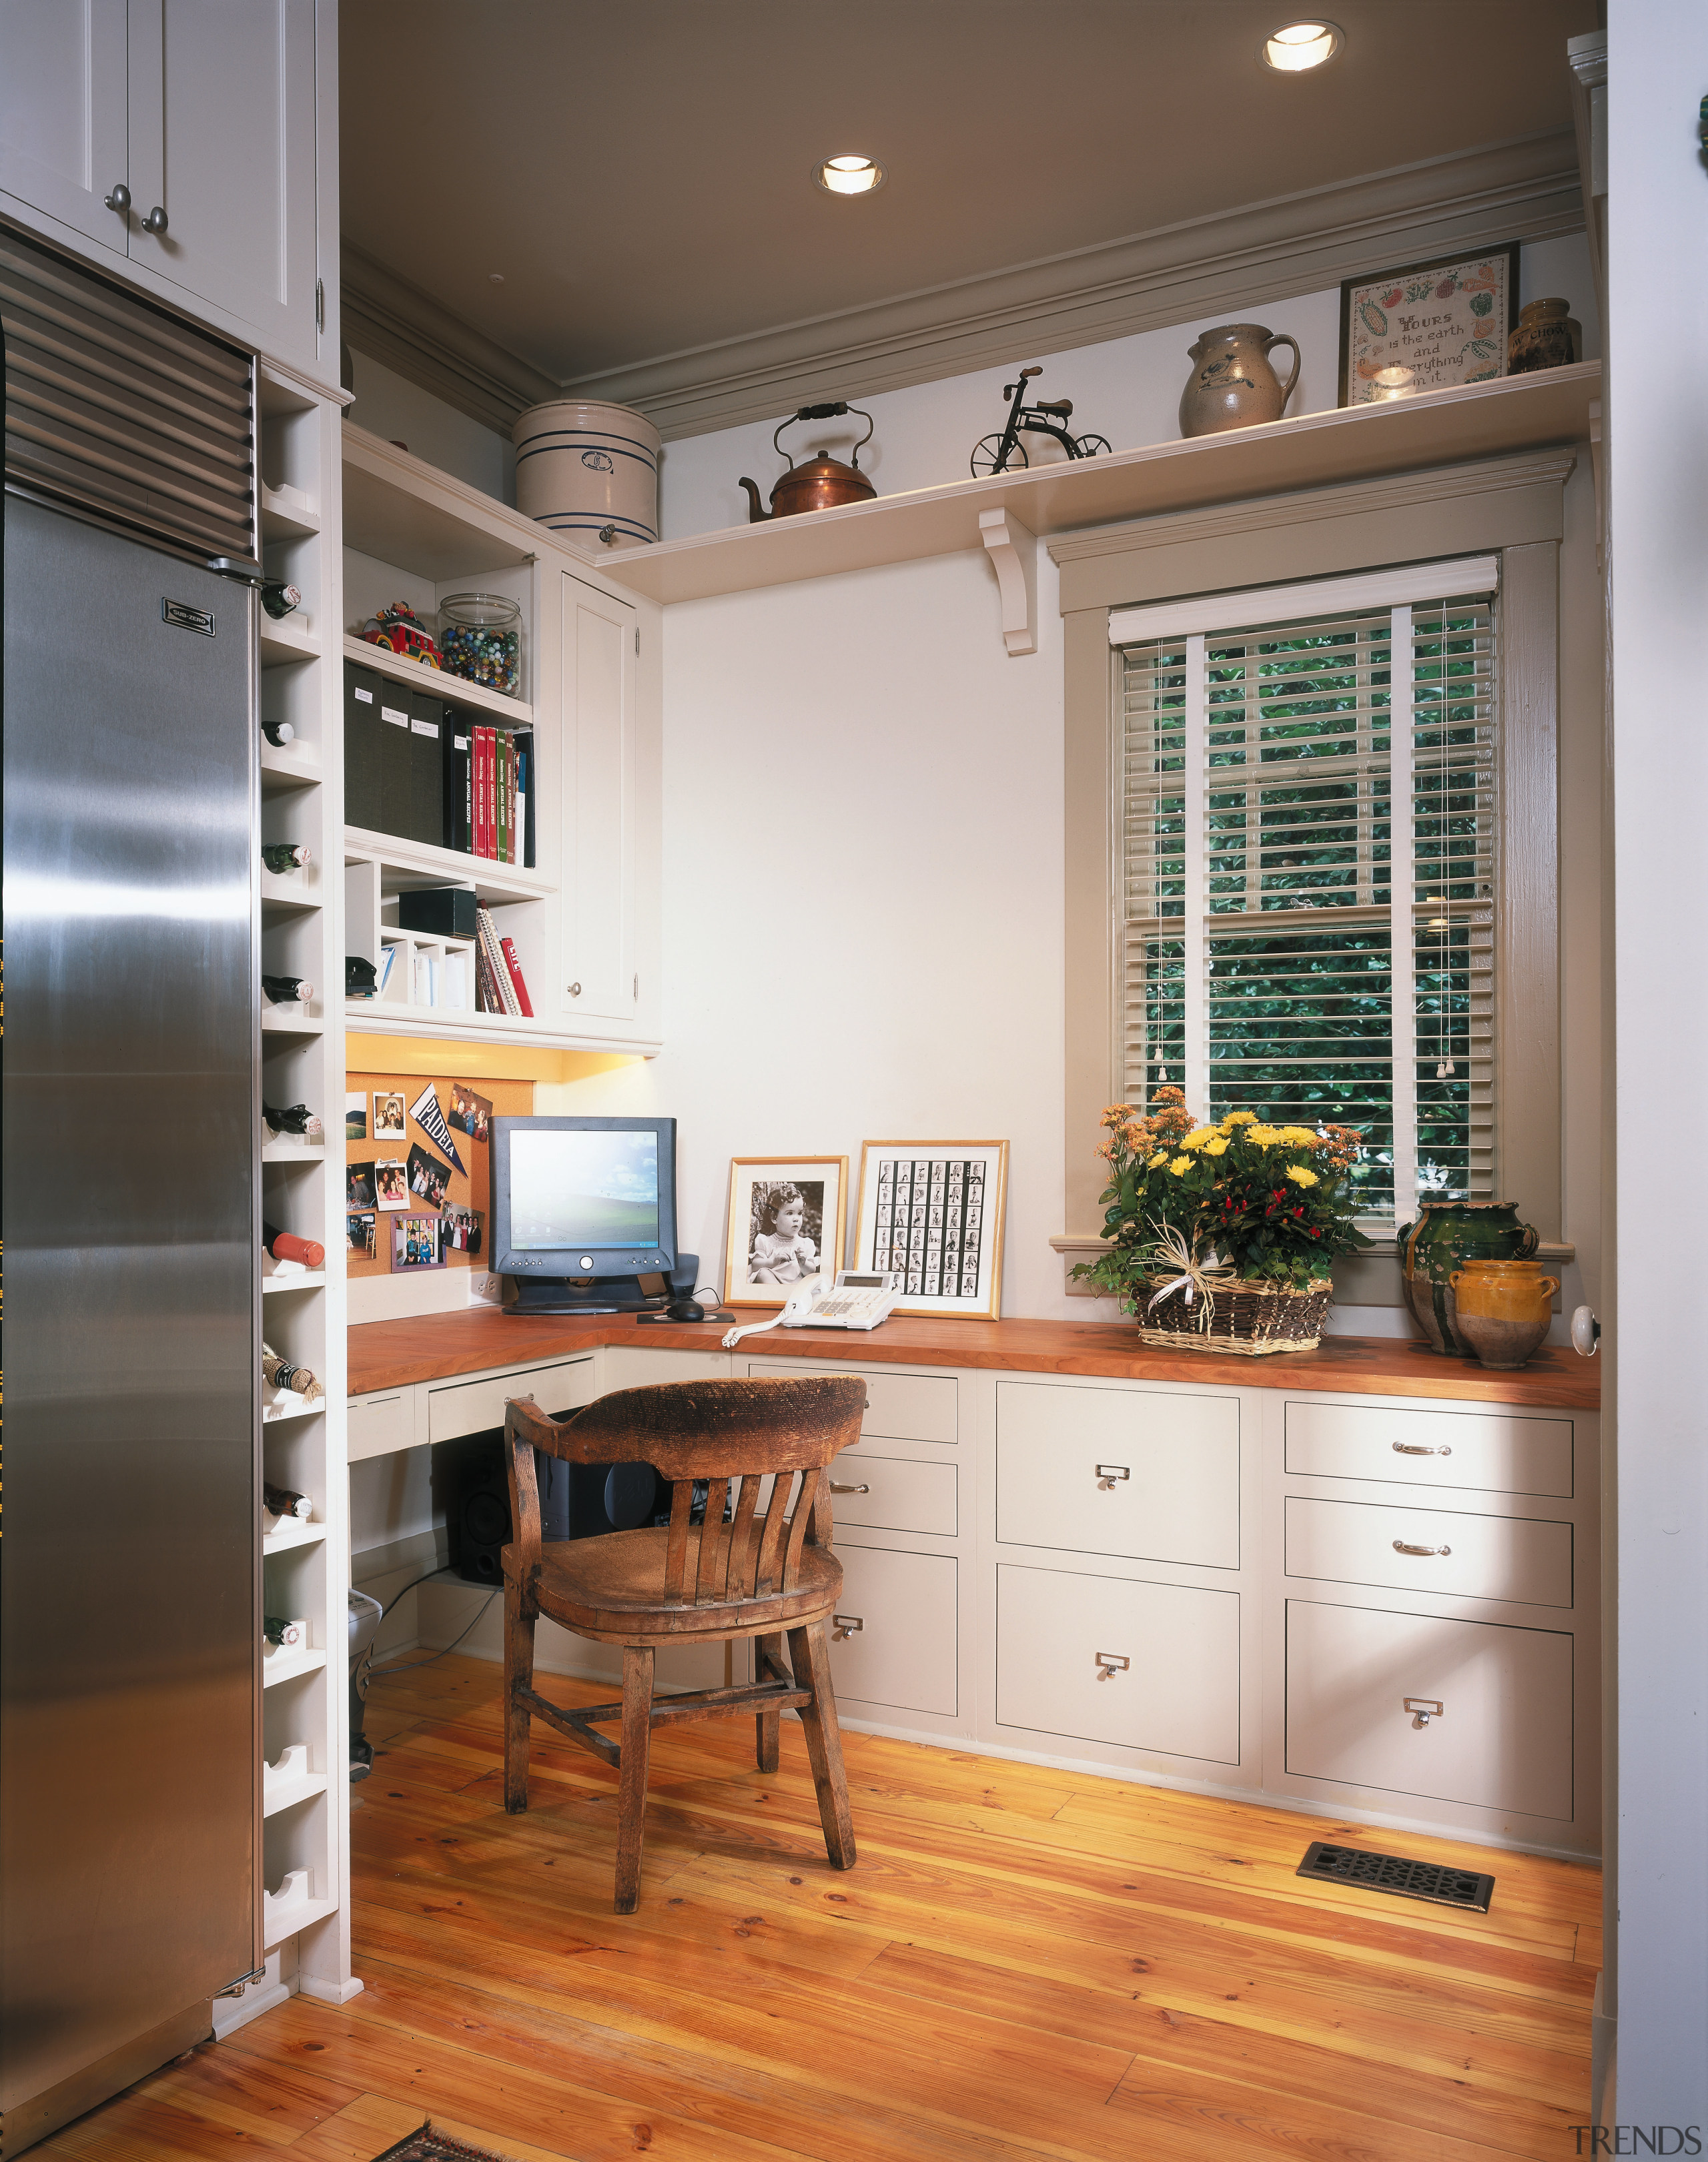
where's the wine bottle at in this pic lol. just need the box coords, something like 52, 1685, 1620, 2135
264, 1221, 325, 1269
262, 843, 311, 873
263, 1616, 303, 1648
262, 1343, 324, 1400
263, 1481, 313, 1520
264, 1100, 315, 1134
261, 580, 302, 620
261, 975, 314, 1005
262, 718, 294, 748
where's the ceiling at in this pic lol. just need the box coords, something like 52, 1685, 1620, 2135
340, 0, 1595, 420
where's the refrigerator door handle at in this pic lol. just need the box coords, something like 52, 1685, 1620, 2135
206, 555, 268, 586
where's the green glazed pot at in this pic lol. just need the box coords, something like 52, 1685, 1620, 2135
1396, 1202, 1539, 1356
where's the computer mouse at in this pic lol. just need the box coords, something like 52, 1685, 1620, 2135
665, 1298, 706, 1323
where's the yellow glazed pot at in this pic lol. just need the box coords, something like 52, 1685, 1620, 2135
1448, 1259, 1559, 1370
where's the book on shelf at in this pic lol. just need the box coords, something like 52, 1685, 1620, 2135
343, 658, 533, 867
474, 906, 532, 1018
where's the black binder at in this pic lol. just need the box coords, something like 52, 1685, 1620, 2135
442, 704, 473, 854
343, 661, 382, 831
513, 724, 536, 869
408, 688, 446, 848
376, 684, 413, 839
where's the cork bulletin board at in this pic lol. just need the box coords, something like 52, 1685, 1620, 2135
345, 1071, 534, 1279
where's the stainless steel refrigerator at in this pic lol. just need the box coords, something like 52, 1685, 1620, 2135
3, 234, 262, 2155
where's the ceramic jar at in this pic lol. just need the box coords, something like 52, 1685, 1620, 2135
513, 399, 662, 546
1507, 298, 1583, 376
1396, 1201, 1539, 1356
1449, 1257, 1559, 1371
1178, 324, 1302, 437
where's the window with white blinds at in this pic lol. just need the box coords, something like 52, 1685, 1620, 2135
1114, 560, 1499, 1227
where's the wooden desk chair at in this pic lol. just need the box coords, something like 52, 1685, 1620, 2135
501, 1374, 866, 1912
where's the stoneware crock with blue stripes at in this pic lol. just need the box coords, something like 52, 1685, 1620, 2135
513, 400, 661, 547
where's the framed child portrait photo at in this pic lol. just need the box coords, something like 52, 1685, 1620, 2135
853, 1139, 1008, 1319
723, 1155, 847, 1309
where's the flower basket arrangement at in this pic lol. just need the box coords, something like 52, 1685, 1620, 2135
1073, 1087, 1372, 1356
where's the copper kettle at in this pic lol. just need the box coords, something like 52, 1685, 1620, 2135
739, 401, 875, 521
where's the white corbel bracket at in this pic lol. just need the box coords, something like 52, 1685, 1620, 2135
979, 507, 1037, 656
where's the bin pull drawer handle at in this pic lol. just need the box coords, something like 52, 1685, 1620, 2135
1095, 1652, 1130, 1680
829, 1482, 870, 1494
1393, 1540, 1452, 1557
1392, 1441, 1451, 1456
831, 1614, 863, 1641
1405, 1697, 1444, 1728
1096, 1464, 1130, 1490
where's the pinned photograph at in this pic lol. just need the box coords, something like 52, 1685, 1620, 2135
408, 1081, 466, 1174
346, 1209, 376, 1257
345, 1091, 368, 1141
853, 1140, 1009, 1319
391, 1214, 444, 1271
442, 1203, 483, 1254
406, 1142, 452, 1209
374, 1092, 406, 1142
346, 1161, 377, 1210
448, 1082, 493, 1143
374, 1158, 408, 1211
722, 1156, 847, 1310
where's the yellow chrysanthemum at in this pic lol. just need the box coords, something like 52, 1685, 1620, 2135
1244, 1124, 1282, 1147
1178, 1127, 1218, 1151
1279, 1125, 1320, 1147
1148, 1150, 1169, 1169
1168, 1155, 1192, 1176
1222, 1110, 1258, 1127
1286, 1165, 1319, 1187
1204, 1135, 1230, 1155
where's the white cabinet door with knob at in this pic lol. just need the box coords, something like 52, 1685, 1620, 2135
0, 0, 131, 252
823, 1543, 957, 1717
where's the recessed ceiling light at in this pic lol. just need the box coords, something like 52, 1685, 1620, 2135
815, 154, 886, 196
1262, 20, 1342, 71
488, 272, 505, 284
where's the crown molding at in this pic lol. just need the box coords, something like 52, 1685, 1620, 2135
342, 130, 1582, 446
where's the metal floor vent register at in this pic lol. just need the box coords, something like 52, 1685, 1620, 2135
1296, 1840, 1495, 1913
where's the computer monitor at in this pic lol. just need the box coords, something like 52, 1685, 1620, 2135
491, 1115, 683, 1313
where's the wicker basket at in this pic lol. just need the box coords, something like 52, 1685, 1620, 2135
1130, 1276, 1334, 1356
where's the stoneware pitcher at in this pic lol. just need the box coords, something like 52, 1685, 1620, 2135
1396, 1201, 1539, 1356
1178, 324, 1302, 437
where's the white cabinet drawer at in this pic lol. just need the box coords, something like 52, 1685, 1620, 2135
1285, 1598, 1573, 1818
426, 1358, 596, 1444
346, 1389, 412, 1464
830, 1451, 956, 1538
825, 1544, 957, 1716
996, 1564, 1240, 1764
1286, 1497, 1573, 1608
747, 1360, 957, 1444
1285, 1401, 1573, 1498
602, 1347, 731, 1390
995, 1381, 1239, 1568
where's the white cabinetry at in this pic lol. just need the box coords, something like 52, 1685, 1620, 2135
0, 0, 332, 384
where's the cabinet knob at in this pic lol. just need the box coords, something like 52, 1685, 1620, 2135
104, 182, 131, 213
1095, 1652, 1130, 1680
829, 1482, 869, 1495
1404, 1696, 1444, 1728
1392, 1441, 1450, 1456
142, 203, 168, 235
1095, 1464, 1129, 1490
1392, 1540, 1451, 1557
831, 1614, 863, 1641
566, 981, 581, 997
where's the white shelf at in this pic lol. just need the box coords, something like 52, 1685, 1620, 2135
342, 634, 532, 726
344, 997, 661, 1057
260, 738, 323, 792
261, 482, 320, 538
260, 616, 322, 667
262, 1398, 325, 1428
344, 826, 552, 903
260, 1007, 321, 1036
262, 1269, 327, 1295
262, 1888, 338, 1951
260, 871, 322, 913
263, 1770, 329, 1818
262, 1139, 327, 1163
343, 426, 538, 581
263, 1516, 328, 1554
589, 362, 1603, 607
261, 1645, 326, 1689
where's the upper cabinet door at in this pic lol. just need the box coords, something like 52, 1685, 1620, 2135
0, 0, 130, 253
559, 572, 640, 1026
127, 0, 318, 369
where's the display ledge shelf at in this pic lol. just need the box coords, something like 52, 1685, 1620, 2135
262, 1400, 325, 1429
262, 1269, 328, 1295
261, 1645, 326, 1689
260, 738, 323, 792
262, 1139, 328, 1163
261, 1008, 321, 1037
342, 634, 533, 726
345, 826, 552, 903
262, 1770, 328, 1818
260, 617, 322, 667
262, 1888, 338, 1951
261, 871, 322, 913
588, 362, 1602, 608
263, 1516, 328, 1556
345, 997, 661, 1058
261, 482, 320, 538
344, 423, 538, 582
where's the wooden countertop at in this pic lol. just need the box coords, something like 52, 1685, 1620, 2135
348, 1309, 1599, 1410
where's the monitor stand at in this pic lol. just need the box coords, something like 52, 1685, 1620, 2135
506, 1254, 697, 1318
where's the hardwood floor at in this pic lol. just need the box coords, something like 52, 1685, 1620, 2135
38, 1654, 1599, 2162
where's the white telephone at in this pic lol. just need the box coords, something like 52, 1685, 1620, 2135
721, 1271, 901, 1349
